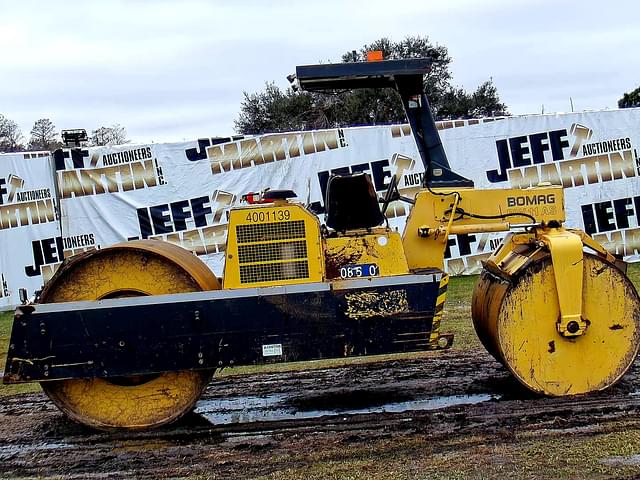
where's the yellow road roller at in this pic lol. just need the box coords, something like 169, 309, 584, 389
4, 56, 640, 430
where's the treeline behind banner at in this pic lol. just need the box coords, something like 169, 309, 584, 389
1, 108, 638, 308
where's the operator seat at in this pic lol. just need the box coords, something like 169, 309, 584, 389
325, 173, 385, 232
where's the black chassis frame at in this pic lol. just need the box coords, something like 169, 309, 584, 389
4, 271, 447, 383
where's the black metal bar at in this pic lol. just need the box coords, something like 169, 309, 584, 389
296, 58, 432, 91
4, 273, 445, 383
396, 79, 475, 188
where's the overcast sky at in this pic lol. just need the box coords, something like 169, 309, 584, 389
1, 0, 638, 144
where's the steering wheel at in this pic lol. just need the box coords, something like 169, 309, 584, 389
380, 174, 400, 215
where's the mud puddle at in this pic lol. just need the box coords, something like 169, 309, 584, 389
195, 392, 497, 425
0, 442, 72, 461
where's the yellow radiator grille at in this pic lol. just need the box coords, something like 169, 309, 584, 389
235, 220, 310, 284
238, 240, 307, 264
224, 204, 323, 289
240, 261, 309, 284
236, 220, 305, 243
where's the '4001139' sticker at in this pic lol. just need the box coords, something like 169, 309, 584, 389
339, 264, 379, 279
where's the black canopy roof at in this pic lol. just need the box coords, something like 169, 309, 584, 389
295, 58, 432, 91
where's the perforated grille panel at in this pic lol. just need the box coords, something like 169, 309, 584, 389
238, 240, 307, 264
235, 220, 310, 284
236, 220, 305, 243
240, 261, 309, 284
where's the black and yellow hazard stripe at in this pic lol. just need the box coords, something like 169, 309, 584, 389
428, 274, 449, 346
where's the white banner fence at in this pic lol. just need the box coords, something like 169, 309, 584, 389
1, 108, 638, 309
0, 152, 60, 309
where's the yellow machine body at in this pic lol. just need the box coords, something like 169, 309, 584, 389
323, 229, 409, 280
17, 181, 640, 431
392, 182, 640, 396
403, 185, 564, 271
223, 201, 324, 289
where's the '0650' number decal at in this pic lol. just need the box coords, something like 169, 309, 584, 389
339, 263, 379, 279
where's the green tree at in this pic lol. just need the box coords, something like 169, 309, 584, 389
90, 124, 129, 146
235, 83, 318, 133
29, 118, 61, 151
618, 86, 640, 108
437, 80, 506, 118
0, 114, 23, 152
235, 36, 507, 134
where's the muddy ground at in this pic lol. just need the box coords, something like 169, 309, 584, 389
2, 349, 640, 479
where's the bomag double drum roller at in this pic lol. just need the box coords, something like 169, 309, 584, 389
4, 57, 640, 430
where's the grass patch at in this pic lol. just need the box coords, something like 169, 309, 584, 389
626, 261, 640, 288
250, 421, 640, 480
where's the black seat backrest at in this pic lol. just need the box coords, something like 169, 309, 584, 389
262, 189, 297, 201
325, 173, 385, 231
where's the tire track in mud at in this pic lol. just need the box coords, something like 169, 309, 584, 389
1, 350, 640, 479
